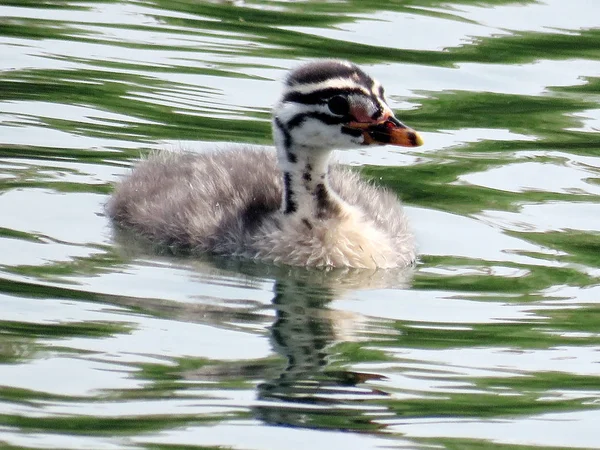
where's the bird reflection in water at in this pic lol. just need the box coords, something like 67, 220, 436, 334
105, 235, 413, 433
252, 267, 413, 432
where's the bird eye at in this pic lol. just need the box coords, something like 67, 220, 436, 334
327, 95, 350, 116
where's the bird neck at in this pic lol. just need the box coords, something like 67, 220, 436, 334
278, 145, 344, 220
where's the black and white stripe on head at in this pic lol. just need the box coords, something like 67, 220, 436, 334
280, 60, 389, 128
284, 61, 375, 105
285, 60, 385, 101
286, 60, 372, 89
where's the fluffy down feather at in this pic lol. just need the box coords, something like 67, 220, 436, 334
107, 148, 415, 269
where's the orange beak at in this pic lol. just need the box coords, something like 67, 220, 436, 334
344, 116, 423, 147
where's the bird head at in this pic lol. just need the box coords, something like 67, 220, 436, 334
273, 60, 423, 153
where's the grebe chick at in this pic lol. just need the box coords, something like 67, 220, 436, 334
108, 60, 423, 269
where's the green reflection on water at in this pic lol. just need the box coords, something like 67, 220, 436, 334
0, 0, 599, 448
516, 231, 600, 268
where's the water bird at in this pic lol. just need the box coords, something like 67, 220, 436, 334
108, 60, 423, 269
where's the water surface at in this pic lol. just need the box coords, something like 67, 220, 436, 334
1, 1, 599, 449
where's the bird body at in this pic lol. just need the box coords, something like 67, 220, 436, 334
108, 60, 423, 269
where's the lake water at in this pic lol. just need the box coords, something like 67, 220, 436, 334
1, 1, 599, 449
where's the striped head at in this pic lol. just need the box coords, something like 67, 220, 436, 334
273, 60, 423, 155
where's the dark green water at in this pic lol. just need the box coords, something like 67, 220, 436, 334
1, 1, 599, 449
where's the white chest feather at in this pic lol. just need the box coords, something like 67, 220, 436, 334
251, 210, 400, 269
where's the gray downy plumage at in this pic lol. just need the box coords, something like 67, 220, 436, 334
107, 60, 422, 269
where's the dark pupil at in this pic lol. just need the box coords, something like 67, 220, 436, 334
327, 95, 349, 116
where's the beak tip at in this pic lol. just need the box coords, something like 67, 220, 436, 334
412, 131, 424, 147
390, 127, 424, 147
